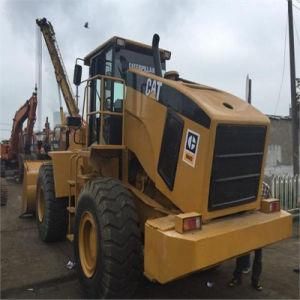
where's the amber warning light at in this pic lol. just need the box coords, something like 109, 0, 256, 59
175, 212, 202, 233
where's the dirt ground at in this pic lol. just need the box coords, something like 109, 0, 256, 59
1, 180, 299, 299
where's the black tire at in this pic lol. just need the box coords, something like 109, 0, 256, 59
36, 164, 67, 242
17, 154, 24, 183
74, 177, 142, 299
1, 178, 8, 206
0, 160, 6, 178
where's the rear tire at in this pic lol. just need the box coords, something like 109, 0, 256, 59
1, 178, 8, 206
0, 160, 6, 178
18, 154, 24, 183
74, 177, 142, 299
36, 164, 67, 242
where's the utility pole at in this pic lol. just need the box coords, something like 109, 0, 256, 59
245, 74, 252, 104
288, 0, 299, 175
296, 78, 300, 101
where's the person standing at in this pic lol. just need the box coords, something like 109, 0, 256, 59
228, 249, 263, 291
228, 181, 271, 291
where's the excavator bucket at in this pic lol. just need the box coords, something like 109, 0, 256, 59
22, 160, 44, 214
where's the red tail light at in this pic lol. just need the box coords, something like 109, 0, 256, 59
175, 212, 202, 233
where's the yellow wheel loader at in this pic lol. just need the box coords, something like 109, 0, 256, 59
26, 24, 292, 298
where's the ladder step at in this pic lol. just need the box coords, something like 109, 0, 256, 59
66, 234, 74, 242
67, 206, 76, 213
67, 180, 76, 186
91, 144, 125, 150
77, 173, 94, 181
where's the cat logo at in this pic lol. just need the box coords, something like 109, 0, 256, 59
145, 78, 162, 101
183, 129, 200, 168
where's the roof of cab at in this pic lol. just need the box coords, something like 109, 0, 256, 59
84, 36, 171, 65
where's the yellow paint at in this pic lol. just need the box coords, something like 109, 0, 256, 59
22, 52, 291, 287
125, 69, 270, 220
22, 160, 45, 213
48, 151, 75, 198
144, 210, 292, 283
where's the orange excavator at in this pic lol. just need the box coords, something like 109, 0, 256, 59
0, 88, 38, 180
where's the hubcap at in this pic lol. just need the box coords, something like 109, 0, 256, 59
37, 187, 45, 223
79, 211, 98, 278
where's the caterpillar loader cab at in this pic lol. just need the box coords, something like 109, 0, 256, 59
75, 35, 170, 146
36, 33, 292, 298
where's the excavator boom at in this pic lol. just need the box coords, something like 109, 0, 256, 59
8, 92, 37, 160
36, 18, 79, 117
24, 93, 38, 153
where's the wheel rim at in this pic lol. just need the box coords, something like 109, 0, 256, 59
79, 211, 98, 278
37, 187, 45, 222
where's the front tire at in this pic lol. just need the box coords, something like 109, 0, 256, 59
74, 177, 142, 299
36, 164, 67, 242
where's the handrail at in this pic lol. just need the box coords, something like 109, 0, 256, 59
80, 74, 125, 85
87, 110, 123, 116
83, 73, 126, 146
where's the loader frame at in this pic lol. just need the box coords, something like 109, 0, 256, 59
30, 29, 292, 293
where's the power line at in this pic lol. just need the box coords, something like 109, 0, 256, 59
274, 18, 288, 115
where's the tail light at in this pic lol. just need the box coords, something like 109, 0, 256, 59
260, 199, 281, 213
175, 212, 202, 233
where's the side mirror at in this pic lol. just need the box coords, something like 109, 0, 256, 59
73, 64, 82, 86
66, 116, 82, 128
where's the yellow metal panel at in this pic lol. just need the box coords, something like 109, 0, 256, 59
49, 151, 74, 198
147, 215, 175, 231
125, 83, 270, 219
144, 210, 292, 283
130, 69, 270, 126
155, 116, 211, 214
125, 88, 166, 180
22, 160, 46, 213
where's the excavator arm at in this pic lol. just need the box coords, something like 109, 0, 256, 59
8, 91, 37, 160
24, 93, 38, 154
36, 18, 79, 117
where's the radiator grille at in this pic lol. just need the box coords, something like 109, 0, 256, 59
208, 124, 267, 211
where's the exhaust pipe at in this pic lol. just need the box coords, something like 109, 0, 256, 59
152, 34, 162, 77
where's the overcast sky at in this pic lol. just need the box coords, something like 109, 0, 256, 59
0, 0, 299, 139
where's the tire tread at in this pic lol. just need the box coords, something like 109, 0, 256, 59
37, 164, 67, 242
75, 177, 142, 298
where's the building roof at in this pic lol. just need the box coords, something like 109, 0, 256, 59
266, 114, 291, 120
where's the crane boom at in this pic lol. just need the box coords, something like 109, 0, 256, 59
36, 18, 79, 117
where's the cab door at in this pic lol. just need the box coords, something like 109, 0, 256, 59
88, 48, 125, 146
